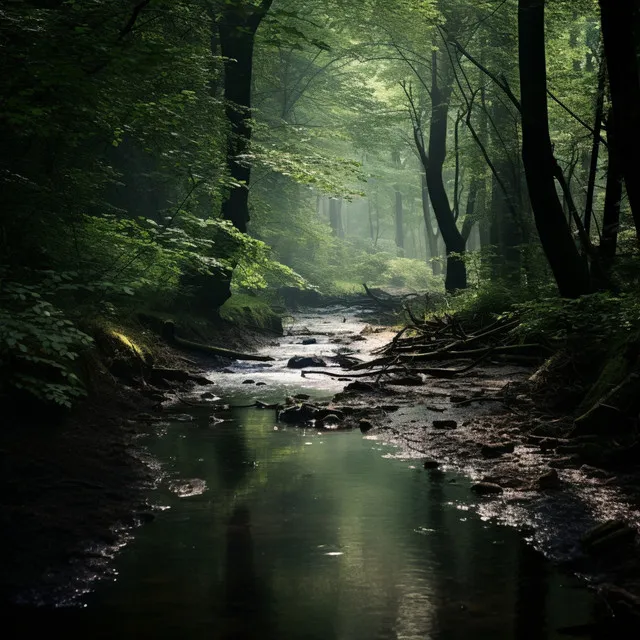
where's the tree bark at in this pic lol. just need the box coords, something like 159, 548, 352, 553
217, 0, 273, 233
425, 49, 467, 292
599, 0, 640, 242
421, 173, 441, 275
600, 110, 623, 264
518, 0, 589, 298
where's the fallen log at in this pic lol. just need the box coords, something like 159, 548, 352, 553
162, 321, 274, 362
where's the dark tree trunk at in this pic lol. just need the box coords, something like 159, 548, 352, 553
425, 50, 467, 292
584, 56, 606, 235
599, 0, 640, 242
421, 173, 441, 276
600, 111, 623, 264
518, 0, 589, 298
461, 178, 479, 243
218, 0, 273, 233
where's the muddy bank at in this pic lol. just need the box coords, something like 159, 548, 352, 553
0, 314, 274, 607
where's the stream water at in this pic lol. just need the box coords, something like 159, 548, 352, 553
10, 307, 603, 639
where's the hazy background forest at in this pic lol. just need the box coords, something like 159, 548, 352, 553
1, 0, 639, 410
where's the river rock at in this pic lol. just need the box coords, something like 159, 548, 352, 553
189, 375, 213, 386
359, 419, 374, 433
301, 338, 317, 345
535, 469, 561, 491
481, 442, 515, 458
287, 356, 327, 368
201, 391, 216, 400
581, 520, 637, 554
580, 464, 611, 479
539, 437, 561, 452
344, 381, 376, 392
242, 379, 255, 384
423, 459, 440, 470
278, 403, 318, 424
294, 393, 311, 400
548, 455, 581, 469
318, 414, 341, 428
390, 375, 423, 386
471, 482, 504, 495
433, 420, 457, 430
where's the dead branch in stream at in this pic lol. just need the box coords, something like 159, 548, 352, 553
303, 313, 543, 384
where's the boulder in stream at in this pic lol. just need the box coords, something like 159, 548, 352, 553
433, 420, 458, 430
287, 356, 327, 369
471, 482, 504, 495
480, 442, 515, 458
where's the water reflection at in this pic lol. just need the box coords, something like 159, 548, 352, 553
10, 406, 599, 639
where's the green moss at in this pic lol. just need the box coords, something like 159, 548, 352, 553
220, 294, 283, 333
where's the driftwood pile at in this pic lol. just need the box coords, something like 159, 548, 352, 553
306, 313, 548, 383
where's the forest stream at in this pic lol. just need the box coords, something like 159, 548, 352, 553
7, 306, 615, 640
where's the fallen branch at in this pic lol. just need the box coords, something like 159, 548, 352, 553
162, 321, 274, 362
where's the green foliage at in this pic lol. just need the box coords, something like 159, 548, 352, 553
515, 293, 640, 347
0, 271, 93, 408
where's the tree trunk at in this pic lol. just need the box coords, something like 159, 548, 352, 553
461, 178, 479, 244
599, 0, 640, 242
600, 111, 623, 264
518, 0, 589, 298
426, 49, 467, 292
584, 56, 606, 235
421, 173, 441, 275
218, 0, 273, 233
329, 197, 344, 237
395, 186, 404, 256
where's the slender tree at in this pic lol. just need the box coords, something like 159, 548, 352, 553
518, 0, 589, 298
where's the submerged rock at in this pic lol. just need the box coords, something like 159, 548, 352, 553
481, 442, 515, 458
301, 338, 318, 345
344, 381, 376, 392
535, 469, 561, 491
581, 520, 637, 554
390, 375, 423, 386
471, 482, 504, 495
433, 420, 458, 430
278, 403, 318, 424
287, 356, 327, 368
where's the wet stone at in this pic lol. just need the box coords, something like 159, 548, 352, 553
242, 379, 255, 385
423, 459, 440, 470
433, 420, 457, 430
287, 356, 327, 369
301, 338, 317, 345
359, 419, 374, 433
390, 375, 423, 386
471, 482, 504, 495
535, 469, 561, 491
481, 442, 515, 458
548, 455, 581, 469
